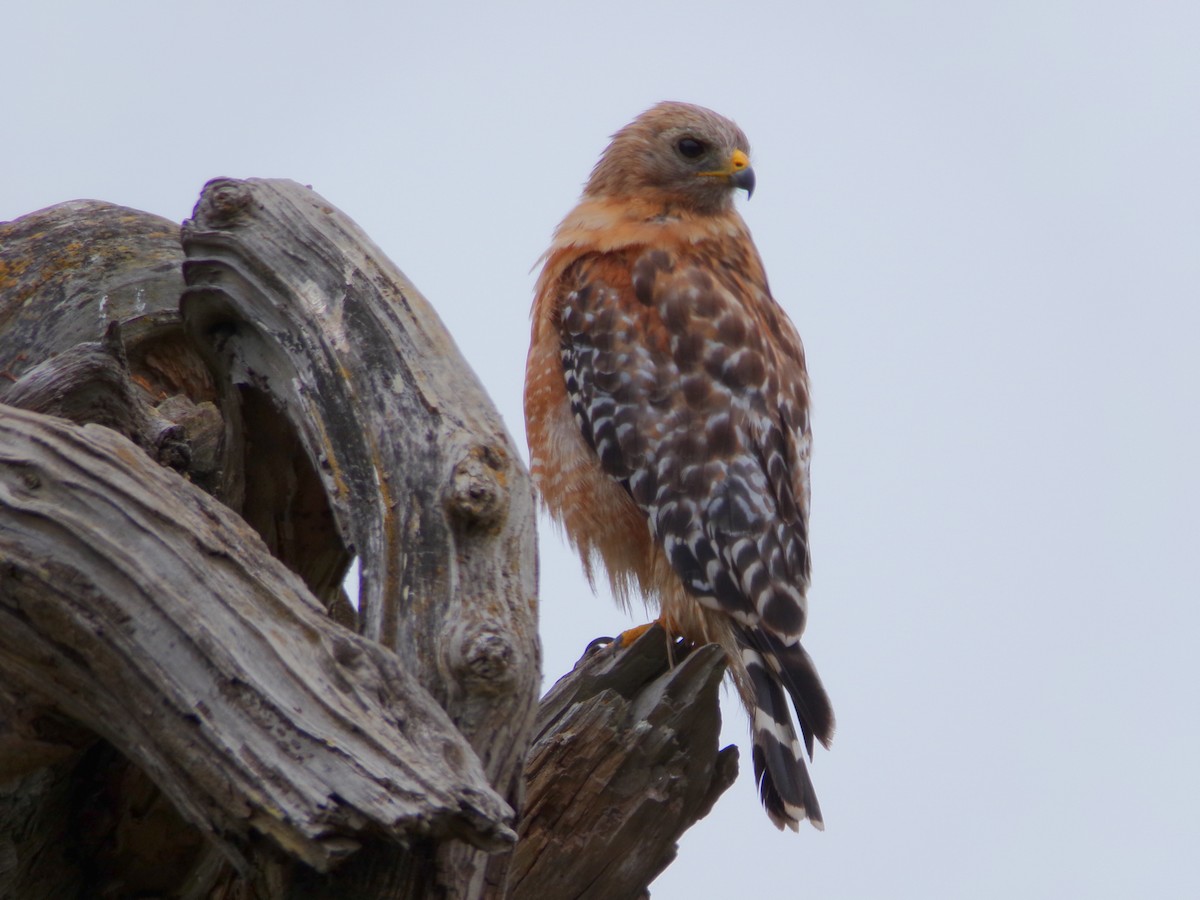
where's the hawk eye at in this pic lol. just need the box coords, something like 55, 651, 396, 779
676, 137, 706, 159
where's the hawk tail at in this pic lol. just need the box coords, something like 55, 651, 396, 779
739, 632, 834, 831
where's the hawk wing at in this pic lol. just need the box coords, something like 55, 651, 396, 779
560, 245, 811, 637
557, 243, 834, 764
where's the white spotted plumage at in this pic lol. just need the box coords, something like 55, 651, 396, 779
525, 101, 834, 830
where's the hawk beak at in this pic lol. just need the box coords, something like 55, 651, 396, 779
701, 148, 756, 198
729, 149, 755, 198
731, 165, 756, 198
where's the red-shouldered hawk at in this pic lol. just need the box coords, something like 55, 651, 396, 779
524, 101, 834, 830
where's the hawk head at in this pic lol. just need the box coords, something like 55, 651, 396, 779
584, 101, 755, 214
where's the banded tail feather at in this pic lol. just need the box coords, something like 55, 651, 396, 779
739, 630, 834, 831
757, 629, 835, 758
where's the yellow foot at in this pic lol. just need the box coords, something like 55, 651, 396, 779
614, 620, 659, 647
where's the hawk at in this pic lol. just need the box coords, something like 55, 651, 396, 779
524, 101, 834, 830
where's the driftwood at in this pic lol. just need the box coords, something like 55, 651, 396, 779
511, 627, 739, 900
0, 405, 513, 855
0, 182, 736, 899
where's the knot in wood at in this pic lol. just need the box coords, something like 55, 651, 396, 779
453, 630, 516, 693
154, 423, 192, 472
199, 179, 253, 227
331, 635, 364, 669
446, 444, 508, 532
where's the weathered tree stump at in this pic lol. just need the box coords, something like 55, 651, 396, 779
0, 406, 513, 855
0, 183, 736, 899
510, 626, 739, 900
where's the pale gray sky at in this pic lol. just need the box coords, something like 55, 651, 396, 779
5, 2, 1199, 897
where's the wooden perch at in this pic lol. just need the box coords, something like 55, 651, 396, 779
0, 186, 738, 899
509, 626, 739, 900
180, 178, 540, 895
0, 406, 515, 868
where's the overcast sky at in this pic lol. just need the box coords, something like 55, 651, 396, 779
5, 2, 1199, 897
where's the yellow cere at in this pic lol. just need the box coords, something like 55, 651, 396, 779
700, 148, 751, 177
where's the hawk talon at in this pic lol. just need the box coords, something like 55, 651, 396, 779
613, 621, 658, 647
583, 635, 615, 655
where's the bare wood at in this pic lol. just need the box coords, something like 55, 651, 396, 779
180, 178, 540, 896
0, 682, 96, 900
0, 201, 185, 383
0, 406, 515, 879
508, 626, 739, 900
0, 200, 233, 898
0, 200, 227, 496
0, 185, 737, 899
2, 321, 192, 470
